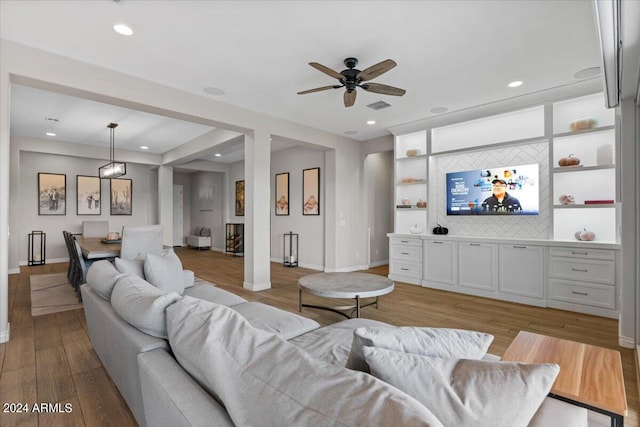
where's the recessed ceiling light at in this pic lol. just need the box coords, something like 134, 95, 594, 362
45, 132, 56, 137
113, 23, 133, 36
214, 153, 222, 157
366, 120, 376, 125
574, 66, 601, 79
430, 107, 448, 114
140, 146, 149, 150
344, 130, 358, 135
203, 87, 226, 96
508, 80, 523, 88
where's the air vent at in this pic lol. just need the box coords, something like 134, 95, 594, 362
366, 101, 391, 110
45, 117, 59, 122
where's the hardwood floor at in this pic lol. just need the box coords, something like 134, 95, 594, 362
1, 247, 637, 426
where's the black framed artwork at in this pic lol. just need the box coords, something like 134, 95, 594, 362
302, 167, 320, 215
110, 178, 132, 215
77, 175, 101, 215
235, 180, 245, 216
38, 173, 66, 215
275, 172, 289, 216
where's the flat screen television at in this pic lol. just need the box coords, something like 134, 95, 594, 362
446, 163, 539, 215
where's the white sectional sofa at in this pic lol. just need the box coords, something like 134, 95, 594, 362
81, 259, 589, 427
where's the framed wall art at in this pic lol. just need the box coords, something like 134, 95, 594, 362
235, 180, 245, 216
38, 172, 66, 215
110, 178, 132, 215
77, 175, 101, 215
275, 172, 289, 216
198, 185, 214, 212
302, 167, 320, 215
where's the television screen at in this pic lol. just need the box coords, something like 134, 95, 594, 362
446, 163, 539, 215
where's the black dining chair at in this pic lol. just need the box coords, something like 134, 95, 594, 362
69, 234, 95, 301
62, 230, 78, 287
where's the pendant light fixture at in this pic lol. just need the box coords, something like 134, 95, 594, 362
99, 122, 126, 179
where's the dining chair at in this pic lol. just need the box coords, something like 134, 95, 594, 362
82, 220, 109, 238
62, 230, 77, 285
70, 234, 95, 301
120, 225, 164, 260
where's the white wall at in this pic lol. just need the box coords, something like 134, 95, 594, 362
365, 151, 393, 265
189, 171, 225, 251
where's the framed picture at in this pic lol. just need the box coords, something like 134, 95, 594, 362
303, 167, 320, 215
38, 173, 66, 215
77, 175, 101, 215
275, 172, 289, 216
110, 178, 132, 215
198, 185, 214, 212
235, 180, 245, 216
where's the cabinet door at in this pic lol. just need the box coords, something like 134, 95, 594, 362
458, 242, 498, 291
423, 240, 457, 286
499, 245, 544, 299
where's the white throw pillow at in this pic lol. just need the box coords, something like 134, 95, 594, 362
166, 296, 444, 427
363, 347, 559, 427
114, 257, 145, 278
111, 274, 182, 338
346, 326, 494, 372
85, 260, 126, 300
144, 248, 185, 295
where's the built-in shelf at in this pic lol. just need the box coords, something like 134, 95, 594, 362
553, 164, 615, 173
553, 125, 615, 139
397, 181, 427, 186
396, 207, 427, 211
396, 154, 428, 162
553, 203, 616, 209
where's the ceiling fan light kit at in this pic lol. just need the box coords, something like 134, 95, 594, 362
298, 57, 406, 107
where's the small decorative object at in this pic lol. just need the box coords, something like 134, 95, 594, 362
584, 199, 614, 204
559, 194, 575, 205
401, 198, 410, 206
433, 224, 449, 235
283, 231, 299, 267
28, 230, 46, 266
416, 199, 427, 208
558, 154, 580, 167
106, 231, 120, 241
406, 148, 420, 157
570, 117, 597, 132
575, 228, 596, 241
596, 144, 614, 165
401, 176, 420, 184
409, 224, 422, 234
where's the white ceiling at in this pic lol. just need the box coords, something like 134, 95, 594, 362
0, 0, 613, 154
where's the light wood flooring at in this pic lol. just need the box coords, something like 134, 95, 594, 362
1, 248, 638, 426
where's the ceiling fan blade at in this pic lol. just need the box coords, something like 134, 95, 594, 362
356, 59, 397, 82
297, 85, 342, 95
344, 90, 356, 107
309, 62, 344, 81
361, 82, 406, 96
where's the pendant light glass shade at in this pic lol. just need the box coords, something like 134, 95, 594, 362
99, 122, 127, 179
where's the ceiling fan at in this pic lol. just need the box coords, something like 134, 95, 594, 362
298, 57, 406, 107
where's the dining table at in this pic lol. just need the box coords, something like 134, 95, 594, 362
76, 235, 121, 259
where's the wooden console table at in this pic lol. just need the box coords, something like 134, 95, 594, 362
502, 331, 627, 427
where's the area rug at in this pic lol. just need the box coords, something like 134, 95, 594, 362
30, 272, 82, 316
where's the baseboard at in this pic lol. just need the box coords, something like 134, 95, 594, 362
618, 335, 635, 349
243, 281, 271, 291
0, 323, 10, 343
8, 268, 20, 274
636, 346, 640, 402
368, 259, 389, 268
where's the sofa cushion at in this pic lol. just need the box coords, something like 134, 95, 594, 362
182, 269, 195, 289
183, 283, 247, 306
289, 318, 389, 365
363, 347, 559, 427
144, 248, 185, 295
529, 397, 588, 427
111, 274, 182, 339
85, 260, 125, 300
230, 301, 320, 339
346, 326, 493, 372
115, 257, 145, 278
166, 297, 444, 427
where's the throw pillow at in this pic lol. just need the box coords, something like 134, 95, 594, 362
115, 257, 145, 278
363, 347, 559, 427
200, 228, 211, 237
111, 274, 182, 338
166, 296, 444, 427
346, 326, 494, 372
85, 260, 126, 300
193, 227, 202, 236
144, 248, 185, 295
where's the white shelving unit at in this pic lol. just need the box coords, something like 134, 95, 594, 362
394, 131, 427, 234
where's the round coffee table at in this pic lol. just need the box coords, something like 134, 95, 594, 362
298, 272, 394, 319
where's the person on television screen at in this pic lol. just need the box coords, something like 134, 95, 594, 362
481, 179, 522, 213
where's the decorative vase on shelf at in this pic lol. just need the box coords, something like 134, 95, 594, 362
409, 224, 422, 234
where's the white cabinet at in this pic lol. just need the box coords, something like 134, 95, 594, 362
423, 240, 457, 288
547, 247, 618, 318
388, 237, 422, 285
458, 242, 498, 292
499, 244, 544, 305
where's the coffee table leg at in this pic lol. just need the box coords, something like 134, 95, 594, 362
299, 289, 302, 312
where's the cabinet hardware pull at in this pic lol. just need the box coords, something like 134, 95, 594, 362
513, 245, 527, 249
470, 243, 481, 246
400, 240, 409, 243
571, 251, 588, 255
571, 291, 589, 296
571, 268, 588, 272
401, 252, 409, 255
433, 241, 443, 244
401, 268, 409, 271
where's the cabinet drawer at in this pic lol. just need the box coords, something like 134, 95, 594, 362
390, 245, 422, 262
390, 262, 422, 279
549, 279, 615, 309
549, 247, 615, 261
549, 258, 615, 285
390, 237, 422, 247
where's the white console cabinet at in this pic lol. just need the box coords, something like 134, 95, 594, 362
458, 242, 498, 293
423, 240, 457, 288
388, 236, 422, 285
498, 244, 545, 306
